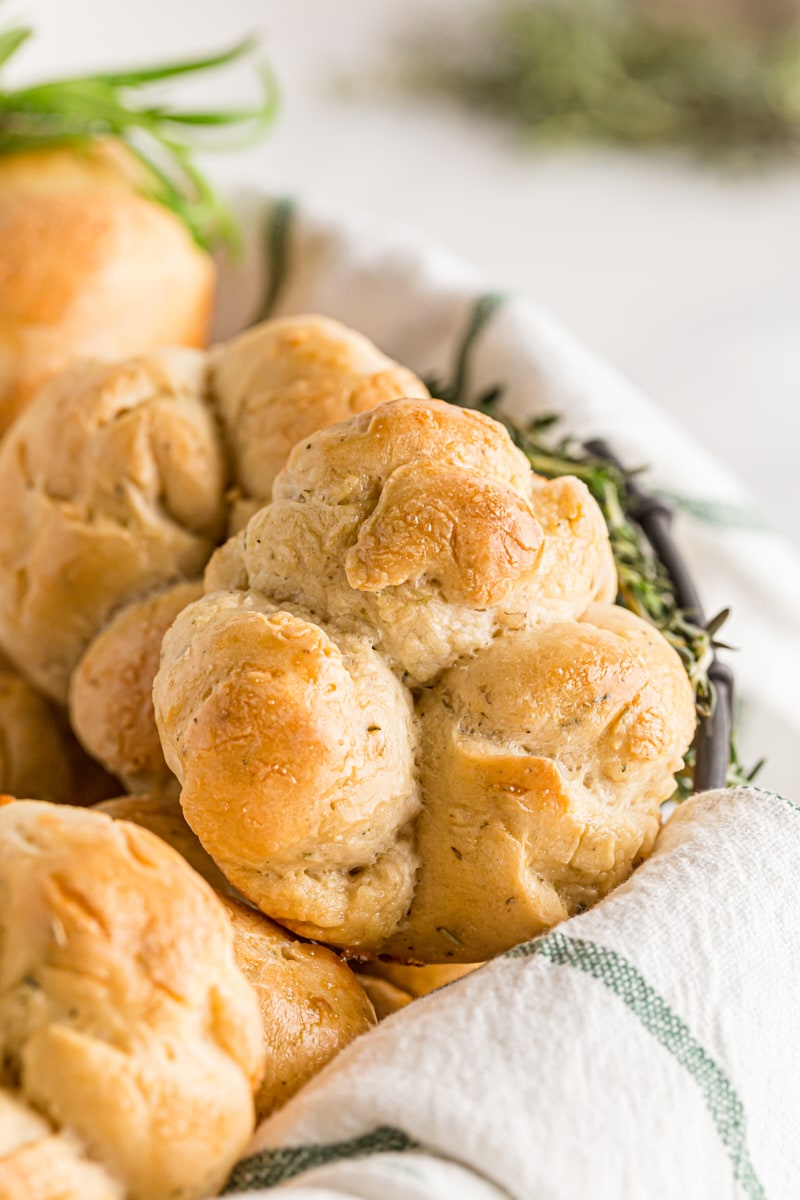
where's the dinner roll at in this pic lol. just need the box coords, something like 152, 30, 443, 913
155, 591, 421, 947
0, 800, 263, 1200
222, 899, 377, 1118
96, 792, 378, 1118
237, 397, 615, 682
153, 399, 689, 962
388, 603, 696, 961
0, 351, 225, 702
70, 580, 203, 789
0, 143, 213, 436
211, 315, 429, 531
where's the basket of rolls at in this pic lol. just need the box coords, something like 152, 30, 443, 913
2, 27, 794, 1200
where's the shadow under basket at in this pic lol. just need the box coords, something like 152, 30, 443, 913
586, 439, 733, 795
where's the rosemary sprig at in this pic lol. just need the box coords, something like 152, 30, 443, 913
403, 0, 800, 165
432, 377, 761, 796
0, 24, 277, 250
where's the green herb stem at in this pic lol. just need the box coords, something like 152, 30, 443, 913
0, 24, 277, 250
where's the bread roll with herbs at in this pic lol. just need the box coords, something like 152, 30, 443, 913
154, 397, 693, 962
386, 603, 696, 961
0, 799, 264, 1200
0, 350, 225, 703
234, 397, 616, 684
156, 593, 422, 948
0, 144, 213, 438
97, 792, 378, 1119
0, 317, 429, 790
211, 314, 429, 531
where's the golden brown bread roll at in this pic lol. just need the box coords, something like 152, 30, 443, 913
69, 581, 204, 789
0, 800, 263, 1200
239, 397, 615, 683
0, 144, 213, 437
222, 899, 377, 1119
154, 398, 692, 961
0, 317, 430, 788
96, 792, 378, 1119
156, 593, 422, 947
211, 315, 429, 531
383, 602, 696, 961
0, 351, 225, 702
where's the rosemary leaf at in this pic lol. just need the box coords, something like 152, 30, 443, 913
0, 25, 276, 251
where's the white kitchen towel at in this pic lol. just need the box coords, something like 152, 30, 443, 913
216, 194, 800, 798
214, 195, 800, 1200
223, 787, 799, 1199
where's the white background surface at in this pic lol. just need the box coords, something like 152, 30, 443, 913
11, 0, 800, 792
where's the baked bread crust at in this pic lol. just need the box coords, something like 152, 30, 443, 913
0, 800, 263, 1200
0, 668, 81, 805
0, 1089, 122, 1200
70, 581, 204, 789
0, 351, 225, 702
156, 590, 421, 946
0, 144, 213, 436
211, 315, 429, 531
384, 602, 696, 960
240, 398, 615, 684
154, 397, 693, 961
222, 898, 376, 1119
0, 317, 430, 788
96, 792, 377, 1119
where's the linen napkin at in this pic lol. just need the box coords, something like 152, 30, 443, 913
213, 196, 800, 1198
223, 786, 798, 1200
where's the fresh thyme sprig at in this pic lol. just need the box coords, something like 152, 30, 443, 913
402, 0, 800, 165
431, 375, 761, 796
0, 24, 277, 250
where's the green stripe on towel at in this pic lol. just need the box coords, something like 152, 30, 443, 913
447, 291, 507, 406
223, 1125, 419, 1192
506, 932, 766, 1200
257, 196, 296, 321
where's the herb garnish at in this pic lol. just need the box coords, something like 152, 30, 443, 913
0, 23, 276, 250
402, 0, 800, 165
